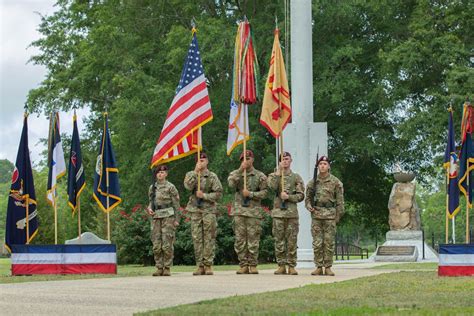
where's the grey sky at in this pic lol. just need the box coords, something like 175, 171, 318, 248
0, 0, 89, 166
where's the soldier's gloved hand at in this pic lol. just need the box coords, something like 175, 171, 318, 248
242, 189, 250, 197
196, 190, 204, 198
280, 191, 289, 200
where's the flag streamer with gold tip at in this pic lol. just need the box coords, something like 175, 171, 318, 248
227, 19, 258, 156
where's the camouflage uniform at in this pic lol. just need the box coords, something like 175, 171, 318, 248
184, 169, 223, 267
267, 170, 305, 267
148, 180, 180, 270
305, 173, 344, 268
228, 167, 268, 268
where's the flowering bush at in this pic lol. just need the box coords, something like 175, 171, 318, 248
113, 204, 275, 265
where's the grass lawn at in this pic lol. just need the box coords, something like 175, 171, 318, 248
138, 271, 474, 315
0, 258, 275, 284
374, 262, 438, 270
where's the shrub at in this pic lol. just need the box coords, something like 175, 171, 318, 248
113, 204, 275, 265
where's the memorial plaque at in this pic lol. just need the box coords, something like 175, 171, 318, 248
376, 246, 416, 256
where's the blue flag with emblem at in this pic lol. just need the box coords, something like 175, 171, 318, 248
458, 103, 474, 208
67, 112, 86, 214
443, 108, 460, 218
5, 114, 38, 252
93, 112, 121, 213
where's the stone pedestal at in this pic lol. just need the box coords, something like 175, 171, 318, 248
373, 230, 438, 262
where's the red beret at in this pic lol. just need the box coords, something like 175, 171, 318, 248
154, 164, 168, 175
278, 151, 292, 162
317, 156, 330, 165
239, 150, 254, 160
195, 152, 208, 161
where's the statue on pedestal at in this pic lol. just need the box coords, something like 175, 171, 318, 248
373, 167, 438, 262
388, 172, 420, 231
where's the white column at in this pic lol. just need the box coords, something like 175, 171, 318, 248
285, 0, 328, 268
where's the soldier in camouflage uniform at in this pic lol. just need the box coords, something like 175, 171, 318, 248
267, 152, 305, 275
147, 165, 180, 277
184, 152, 223, 276
305, 156, 344, 276
228, 150, 268, 274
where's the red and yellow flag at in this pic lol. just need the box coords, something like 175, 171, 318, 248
259, 29, 291, 138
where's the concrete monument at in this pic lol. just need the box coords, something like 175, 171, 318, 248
374, 172, 438, 262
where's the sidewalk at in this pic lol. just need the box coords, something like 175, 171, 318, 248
0, 264, 395, 315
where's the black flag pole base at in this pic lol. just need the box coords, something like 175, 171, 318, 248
196, 198, 203, 208
241, 197, 250, 207
280, 201, 288, 210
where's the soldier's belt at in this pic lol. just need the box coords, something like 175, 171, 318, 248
315, 201, 335, 208
153, 207, 175, 218
155, 204, 172, 210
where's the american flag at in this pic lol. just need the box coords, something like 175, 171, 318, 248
151, 32, 213, 167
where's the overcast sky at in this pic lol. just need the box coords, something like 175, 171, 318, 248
0, 0, 89, 166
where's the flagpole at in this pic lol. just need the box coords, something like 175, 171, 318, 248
243, 103, 247, 191
26, 196, 30, 244
452, 217, 456, 244
445, 170, 449, 244
275, 138, 279, 170
466, 150, 470, 244
106, 169, 111, 241
54, 201, 58, 244
279, 97, 285, 197
197, 127, 201, 192
78, 198, 82, 241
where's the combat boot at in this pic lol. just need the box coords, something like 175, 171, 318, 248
152, 268, 163, 277
311, 267, 323, 276
204, 265, 214, 275
236, 266, 249, 274
162, 267, 171, 276
274, 265, 287, 275
193, 266, 205, 276
249, 266, 259, 274
324, 267, 335, 276
288, 266, 298, 275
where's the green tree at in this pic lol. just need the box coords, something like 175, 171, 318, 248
23, 0, 473, 253
0, 159, 14, 183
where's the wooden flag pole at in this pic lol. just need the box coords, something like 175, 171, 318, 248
26, 196, 30, 244
54, 201, 58, 244
279, 98, 284, 195
467, 167, 470, 243
445, 171, 449, 244
452, 217, 456, 243
78, 198, 82, 240
197, 127, 201, 192
106, 169, 111, 241
243, 103, 247, 191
